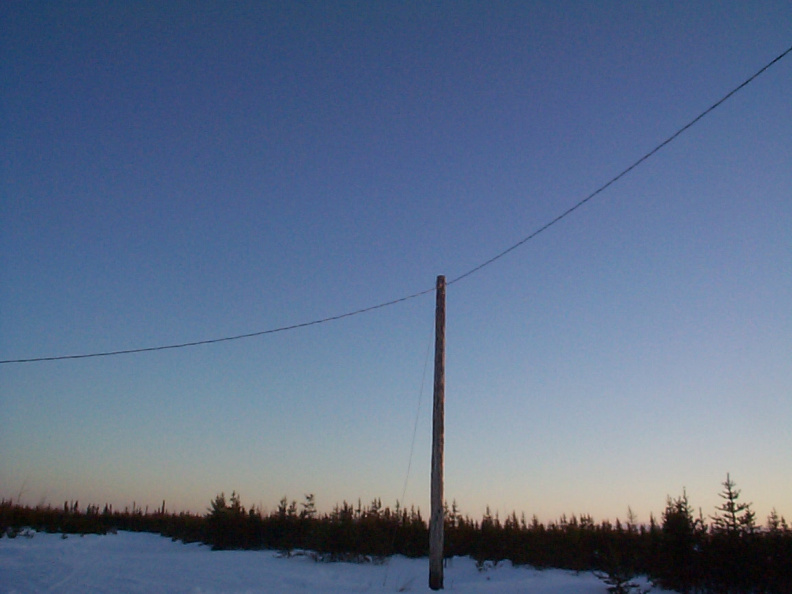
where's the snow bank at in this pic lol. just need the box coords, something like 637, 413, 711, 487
0, 531, 664, 593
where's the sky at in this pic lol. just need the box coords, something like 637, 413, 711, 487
2, 2, 791, 525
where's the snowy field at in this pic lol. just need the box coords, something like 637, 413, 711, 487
0, 530, 667, 593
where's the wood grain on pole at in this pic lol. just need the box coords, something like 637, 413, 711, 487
429, 275, 445, 590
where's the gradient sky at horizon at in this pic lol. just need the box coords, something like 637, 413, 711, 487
2, 2, 791, 524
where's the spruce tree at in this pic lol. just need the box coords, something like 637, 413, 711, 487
655, 490, 700, 592
708, 474, 758, 592
710, 473, 755, 537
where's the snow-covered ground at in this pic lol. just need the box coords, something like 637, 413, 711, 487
0, 530, 668, 593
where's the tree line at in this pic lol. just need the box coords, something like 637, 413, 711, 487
2, 474, 790, 593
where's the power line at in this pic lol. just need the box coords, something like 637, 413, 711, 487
448, 42, 792, 286
2, 42, 790, 366
0, 287, 434, 364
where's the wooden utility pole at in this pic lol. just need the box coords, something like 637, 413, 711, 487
429, 275, 446, 590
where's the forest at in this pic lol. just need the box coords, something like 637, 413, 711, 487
2, 475, 790, 593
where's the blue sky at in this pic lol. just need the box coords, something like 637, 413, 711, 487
2, 2, 791, 524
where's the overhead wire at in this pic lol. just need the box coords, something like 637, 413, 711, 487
2, 42, 790, 366
383, 326, 434, 588
448, 42, 792, 286
0, 288, 434, 364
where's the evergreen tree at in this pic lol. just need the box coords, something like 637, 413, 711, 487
206, 491, 247, 550
710, 473, 755, 537
300, 494, 316, 519
707, 474, 758, 592
764, 508, 792, 592
653, 490, 701, 593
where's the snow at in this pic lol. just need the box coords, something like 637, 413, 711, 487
0, 531, 666, 593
